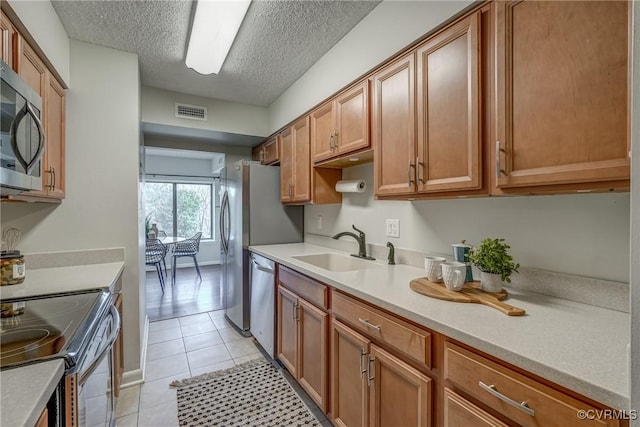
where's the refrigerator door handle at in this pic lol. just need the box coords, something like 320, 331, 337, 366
220, 191, 229, 253
224, 191, 231, 251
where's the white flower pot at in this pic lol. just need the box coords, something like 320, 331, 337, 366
480, 272, 503, 293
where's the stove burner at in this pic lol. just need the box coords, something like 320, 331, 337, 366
0, 291, 106, 369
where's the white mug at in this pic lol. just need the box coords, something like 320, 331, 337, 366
441, 262, 467, 291
424, 256, 446, 282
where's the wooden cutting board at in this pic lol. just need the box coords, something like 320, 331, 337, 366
409, 278, 526, 316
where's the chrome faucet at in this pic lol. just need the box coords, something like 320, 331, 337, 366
332, 225, 375, 260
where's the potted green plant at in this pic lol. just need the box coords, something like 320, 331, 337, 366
466, 238, 519, 292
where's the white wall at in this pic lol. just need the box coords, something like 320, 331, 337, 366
7, 0, 70, 85
306, 164, 631, 284
145, 154, 221, 266
142, 86, 269, 137
267, 0, 473, 132
0, 41, 142, 374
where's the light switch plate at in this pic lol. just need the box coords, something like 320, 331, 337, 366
316, 215, 323, 230
386, 219, 400, 238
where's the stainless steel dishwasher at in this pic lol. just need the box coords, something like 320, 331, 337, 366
249, 253, 275, 357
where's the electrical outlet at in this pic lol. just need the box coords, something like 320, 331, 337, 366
386, 219, 400, 238
316, 215, 323, 230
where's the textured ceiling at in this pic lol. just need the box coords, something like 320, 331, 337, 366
51, 0, 380, 107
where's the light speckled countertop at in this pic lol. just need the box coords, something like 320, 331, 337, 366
250, 243, 630, 410
0, 359, 65, 427
0, 262, 124, 300
0, 261, 125, 425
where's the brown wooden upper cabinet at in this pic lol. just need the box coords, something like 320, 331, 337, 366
253, 136, 280, 165
374, 12, 482, 198
311, 80, 370, 164
280, 117, 311, 203
0, 10, 17, 69
13, 41, 66, 201
493, 0, 630, 191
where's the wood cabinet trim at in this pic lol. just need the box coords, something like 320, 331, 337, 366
416, 11, 482, 193
297, 298, 329, 412
372, 52, 417, 196
444, 341, 620, 427
332, 291, 431, 368
278, 265, 328, 310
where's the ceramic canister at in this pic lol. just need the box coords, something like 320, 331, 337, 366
451, 243, 474, 282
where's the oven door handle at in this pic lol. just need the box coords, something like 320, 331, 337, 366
78, 305, 121, 384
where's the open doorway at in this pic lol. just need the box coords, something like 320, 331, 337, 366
142, 147, 225, 321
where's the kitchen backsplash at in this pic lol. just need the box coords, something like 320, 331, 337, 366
25, 248, 125, 270
305, 233, 629, 313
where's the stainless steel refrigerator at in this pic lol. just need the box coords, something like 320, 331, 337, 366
220, 160, 303, 335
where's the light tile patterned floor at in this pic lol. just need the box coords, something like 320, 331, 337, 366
116, 310, 332, 427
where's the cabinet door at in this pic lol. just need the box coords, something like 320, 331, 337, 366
45, 76, 65, 199
291, 116, 311, 202
263, 136, 279, 165
444, 388, 508, 427
331, 319, 370, 427
280, 128, 293, 202
311, 101, 335, 162
298, 298, 329, 412
495, 1, 629, 188
416, 13, 481, 193
335, 81, 369, 156
276, 285, 299, 376
0, 10, 17, 69
372, 53, 416, 196
369, 344, 431, 427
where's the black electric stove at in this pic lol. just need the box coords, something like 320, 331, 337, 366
0, 290, 112, 370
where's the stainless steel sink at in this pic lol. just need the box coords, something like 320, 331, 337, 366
292, 253, 378, 272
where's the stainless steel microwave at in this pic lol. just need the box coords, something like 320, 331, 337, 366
1, 59, 45, 195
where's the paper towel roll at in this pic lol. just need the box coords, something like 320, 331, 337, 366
335, 180, 366, 193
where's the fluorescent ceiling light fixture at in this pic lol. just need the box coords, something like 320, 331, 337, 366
186, 0, 251, 75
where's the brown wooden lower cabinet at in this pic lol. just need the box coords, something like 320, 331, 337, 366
276, 275, 329, 412
112, 292, 124, 397
34, 407, 48, 427
276, 263, 623, 427
443, 388, 508, 427
276, 286, 299, 377
330, 318, 432, 427
298, 298, 329, 411
331, 319, 370, 427
369, 344, 432, 427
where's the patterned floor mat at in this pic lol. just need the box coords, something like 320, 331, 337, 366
170, 359, 321, 427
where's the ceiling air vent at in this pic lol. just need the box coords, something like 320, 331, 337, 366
175, 103, 208, 121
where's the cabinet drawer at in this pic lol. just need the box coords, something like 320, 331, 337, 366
278, 265, 328, 310
332, 292, 431, 368
444, 342, 619, 427
444, 388, 508, 427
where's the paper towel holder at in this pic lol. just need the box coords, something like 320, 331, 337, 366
335, 180, 366, 193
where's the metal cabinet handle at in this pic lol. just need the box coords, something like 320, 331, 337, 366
416, 156, 424, 184
329, 132, 335, 151
496, 141, 506, 180
293, 302, 299, 321
333, 130, 338, 147
51, 167, 56, 190
479, 381, 535, 417
359, 348, 367, 377
358, 317, 381, 331
367, 355, 375, 386
260, 149, 265, 163
408, 160, 415, 185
